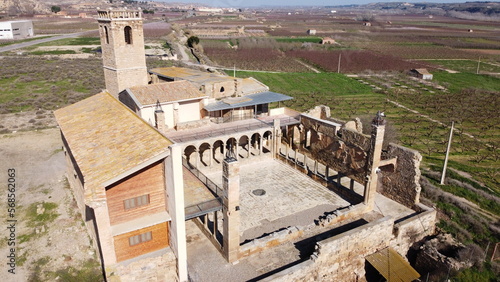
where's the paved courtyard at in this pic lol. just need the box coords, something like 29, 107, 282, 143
202, 158, 351, 241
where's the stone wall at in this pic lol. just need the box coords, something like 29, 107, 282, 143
261, 216, 395, 282
239, 226, 304, 258
107, 248, 178, 281
390, 203, 437, 256
380, 143, 423, 208
297, 114, 371, 184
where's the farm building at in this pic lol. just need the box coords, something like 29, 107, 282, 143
55, 9, 437, 281
307, 29, 316, 35
0, 20, 33, 40
411, 68, 433, 80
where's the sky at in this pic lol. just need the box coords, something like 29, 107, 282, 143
159, 0, 484, 8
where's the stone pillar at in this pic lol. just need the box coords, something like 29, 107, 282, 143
235, 141, 239, 160
364, 112, 386, 209
273, 119, 281, 159
91, 201, 117, 269
222, 157, 240, 262
258, 137, 263, 155
195, 149, 199, 169
173, 102, 179, 128
209, 146, 213, 167
155, 108, 166, 133
165, 144, 188, 282
213, 211, 218, 239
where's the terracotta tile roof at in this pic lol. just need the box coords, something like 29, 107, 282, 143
128, 80, 206, 106
54, 92, 173, 203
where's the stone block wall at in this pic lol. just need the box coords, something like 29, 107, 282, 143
239, 226, 304, 258
380, 143, 423, 208
261, 216, 395, 282
390, 204, 437, 256
297, 114, 371, 184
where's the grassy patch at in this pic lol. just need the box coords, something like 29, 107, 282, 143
29, 50, 77, 55
44, 259, 103, 281
0, 36, 53, 47
424, 59, 500, 74
34, 37, 101, 46
25, 202, 59, 228
81, 47, 101, 53
275, 37, 322, 43
432, 71, 500, 93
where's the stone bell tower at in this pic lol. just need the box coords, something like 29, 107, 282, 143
97, 9, 149, 97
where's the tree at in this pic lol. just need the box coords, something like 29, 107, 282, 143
187, 36, 200, 48
51, 6, 61, 13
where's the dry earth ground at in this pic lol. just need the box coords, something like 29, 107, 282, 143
0, 128, 102, 281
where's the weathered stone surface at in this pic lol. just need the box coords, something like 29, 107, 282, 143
380, 143, 423, 208
261, 217, 395, 282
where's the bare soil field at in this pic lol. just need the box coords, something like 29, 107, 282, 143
0, 128, 102, 281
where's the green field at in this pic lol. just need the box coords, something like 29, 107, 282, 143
0, 36, 53, 47
233, 71, 499, 190
34, 37, 101, 47
275, 37, 323, 43
424, 59, 500, 74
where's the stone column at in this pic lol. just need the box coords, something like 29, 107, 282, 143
155, 108, 166, 133
173, 102, 179, 128
364, 112, 386, 210
273, 119, 281, 159
91, 201, 117, 268
209, 146, 213, 167
222, 157, 240, 262
165, 144, 188, 282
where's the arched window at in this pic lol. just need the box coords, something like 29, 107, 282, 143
104, 26, 109, 44
124, 26, 132, 44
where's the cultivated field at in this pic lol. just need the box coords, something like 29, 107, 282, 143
0, 7, 499, 280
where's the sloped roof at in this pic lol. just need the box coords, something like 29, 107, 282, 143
127, 80, 206, 107
366, 247, 420, 282
54, 92, 173, 203
240, 77, 269, 94
150, 66, 235, 85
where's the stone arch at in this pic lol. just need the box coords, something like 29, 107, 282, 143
184, 145, 197, 168
263, 130, 273, 153
250, 133, 261, 156
199, 142, 211, 167
104, 26, 109, 44
213, 140, 225, 164
124, 26, 132, 44
226, 137, 238, 158
238, 135, 250, 158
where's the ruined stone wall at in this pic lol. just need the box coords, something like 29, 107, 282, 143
261, 216, 394, 282
390, 204, 437, 256
298, 115, 371, 184
380, 143, 423, 208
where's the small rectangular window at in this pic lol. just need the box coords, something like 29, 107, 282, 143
129, 231, 152, 246
123, 194, 150, 210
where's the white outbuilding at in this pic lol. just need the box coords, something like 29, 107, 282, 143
0, 20, 34, 40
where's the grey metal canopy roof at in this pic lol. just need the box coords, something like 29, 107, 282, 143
204, 91, 293, 112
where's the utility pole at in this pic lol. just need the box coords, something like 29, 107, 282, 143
441, 121, 454, 185
476, 57, 481, 74
233, 64, 236, 77
337, 53, 341, 73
